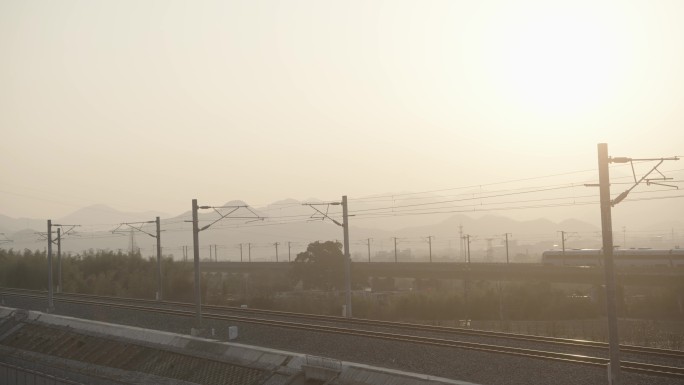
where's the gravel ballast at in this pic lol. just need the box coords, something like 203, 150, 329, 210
1, 295, 681, 385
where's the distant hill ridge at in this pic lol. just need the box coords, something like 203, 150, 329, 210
1, 199, 680, 257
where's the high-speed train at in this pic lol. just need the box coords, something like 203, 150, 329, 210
541, 248, 684, 267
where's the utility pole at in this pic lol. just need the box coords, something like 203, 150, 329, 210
463, 234, 471, 325
593, 146, 678, 383
598, 143, 621, 385
189, 200, 263, 329
485, 238, 495, 261
504, 233, 512, 264
274, 242, 280, 262
367, 238, 372, 263
248, 243, 252, 262
594, 145, 678, 383
459, 225, 464, 261
303, 196, 353, 318
48, 224, 78, 294
156, 217, 162, 300
463, 234, 470, 263
191, 199, 202, 327
47, 220, 54, 312
56, 228, 61, 292
288, 242, 291, 262
467, 235, 470, 264
342, 196, 352, 318
40, 223, 78, 305
112, 220, 161, 300
427, 236, 433, 262
128, 228, 139, 255
393, 237, 398, 263
239, 243, 244, 262
557, 231, 572, 265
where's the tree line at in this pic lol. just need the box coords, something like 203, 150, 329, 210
1, 246, 681, 322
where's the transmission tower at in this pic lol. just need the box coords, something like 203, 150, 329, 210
128, 229, 140, 255
0, 233, 12, 246
485, 238, 494, 261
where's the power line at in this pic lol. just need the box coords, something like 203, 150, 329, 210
348, 168, 599, 202
349, 185, 578, 214
6, 194, 680, 237
350, 187, 680, 217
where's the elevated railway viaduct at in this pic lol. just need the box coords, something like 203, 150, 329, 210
200, 261, 684, 287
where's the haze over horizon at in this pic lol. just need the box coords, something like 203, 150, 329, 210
1, 197, 681, 260
2, 1, 683, 234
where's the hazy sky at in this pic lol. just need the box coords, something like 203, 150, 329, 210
2, 1, 683, 223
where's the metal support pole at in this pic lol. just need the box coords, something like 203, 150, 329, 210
342, 196, 352, 318
428, 236, 433, 263
47, 220, 54, 312
248, 243, 251, 262
156, 217, 162, 301
275, 242, 279, 262
57, 228, 61, 293
393, 237, 398, 263
497, 281, 504, 321
504, 233, 511, 264
465, 235, 471, 263
191, 199, 202, 327
598, 143, 621, 384
559, 231, 566, 265
367, 238, 371, 263
288, 242, 291, 262
463, 234, 471, 324
459, 225, 464, 261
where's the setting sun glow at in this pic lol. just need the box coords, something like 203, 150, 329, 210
475, 3, 627, 117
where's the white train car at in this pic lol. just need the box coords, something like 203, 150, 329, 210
541, 248, 684, 267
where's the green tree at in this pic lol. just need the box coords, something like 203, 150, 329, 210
291, 241, 345, 291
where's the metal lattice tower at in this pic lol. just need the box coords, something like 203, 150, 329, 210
128, 229, 139, 255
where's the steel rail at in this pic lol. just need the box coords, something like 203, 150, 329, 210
2, 287, 683, 360
1, 289, 683, 379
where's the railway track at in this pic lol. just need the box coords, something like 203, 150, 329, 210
2, 287, 683, 380
3, 287, 681, 359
